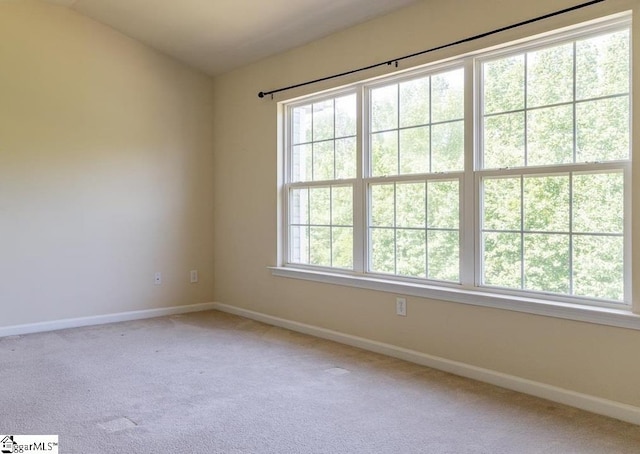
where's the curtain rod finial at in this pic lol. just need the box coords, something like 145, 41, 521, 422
258, 91, 265, 98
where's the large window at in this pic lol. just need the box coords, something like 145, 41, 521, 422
283, 16, 631, 308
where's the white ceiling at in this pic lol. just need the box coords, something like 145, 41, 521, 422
39, 0, 420, 76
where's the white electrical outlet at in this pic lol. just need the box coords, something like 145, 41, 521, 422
396, 297, 407, 316
154, 272, 162, 285
190, 270, 198, 283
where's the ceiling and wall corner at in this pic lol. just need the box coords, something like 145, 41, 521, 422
38, 0, 421, 76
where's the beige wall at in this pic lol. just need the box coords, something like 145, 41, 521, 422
0, 0, 215, 326
212, 0, 640, 407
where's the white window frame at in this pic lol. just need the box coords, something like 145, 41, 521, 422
273, 12, 640, 331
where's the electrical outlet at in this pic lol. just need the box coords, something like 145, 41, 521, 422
190, 270, 198, 283
154, 272, 162, 285
396, 297, 407, 316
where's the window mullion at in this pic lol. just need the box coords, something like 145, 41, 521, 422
353, 87, 366, 273
461, 59, 476, 288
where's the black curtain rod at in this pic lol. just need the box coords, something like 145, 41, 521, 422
257, 0, 605, 99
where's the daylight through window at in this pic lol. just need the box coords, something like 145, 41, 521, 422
283, 16, 631, 307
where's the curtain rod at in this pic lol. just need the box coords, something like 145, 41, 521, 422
257, 0, 605, 99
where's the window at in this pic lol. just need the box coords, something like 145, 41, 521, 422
368, 68, 464, 281
289, 93, 357, 268
282, 15, 631, 309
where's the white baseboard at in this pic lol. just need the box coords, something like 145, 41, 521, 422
212, 302, 640, 426
0, 302, 218, 338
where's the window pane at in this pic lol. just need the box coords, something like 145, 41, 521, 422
527, 105, 573, 166
396, 183, 425, 228
371, 131, 398, 176
335, 94, 356, 138
524, 233, 570, 294
331, 186, 353, 226
527, 43, 573, 107
292, 144, 312, 182
428, 230, 459, 282
313, 140, 334, 181
397, 229, 426, 277
289, 226, 309, 264
290, 188, 308, 225
332, 227, 353, 269
576, 30, 630, 100
431, 68, 464, 122
309, 187, 330, 225
292, 104, 312, 144
400, 77, 429, 127
427, 180, 459, 229
483, 232, 522, 288
313, 100, 334, 141
335, 137, 356, 180
483, 55, 524, 114
576, 97, 629, 162
523, 175, 569, 232
309, 227, 331, 266
483, 177, 521, 231
483, 112, 525, 169
572, 172, 623, 234
370, 228, 395, 273
432, 120, 464, 172
371, 84, 398, 132
371, 184, 394, 227
399, 127, 429, 175
573, 235, 623, 301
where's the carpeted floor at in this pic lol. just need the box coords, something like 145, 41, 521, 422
1, 310, 639, 453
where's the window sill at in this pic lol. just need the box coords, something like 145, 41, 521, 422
269, 266, 640, 331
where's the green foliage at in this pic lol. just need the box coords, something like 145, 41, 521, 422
396, 183, 426, 228
428, 180, 459, 229
484, 112, 524, 168
523, 234, 570, 294
576, 30, 629, 100
574, 235, 624, 300
335, 94, 357, 138
332, 186, 353, 226
432, 121, 464, 172
371, 184, 394, 227
483, 232, 521, 288
371, 68, 464, 176
397, 229, 426, 277
371, 85, 398, 132
371, 228, 395, 273
399, 126, 429, 174
369, 180, 460, 281
528, 43, 573, 107
371, 131, 398, 176
523, 176, 569, 232
483, 177, 521, 230
577, 97, 629, 162
428, 230, 459, 282
335, 137, 356, 180
400, 77, 429, 127
332, 227, 353, 269
527, 105, 573, 165
572, 172, 623, 234
290, 30, 629, 301
313, 100, 334, 141
292, 94, 357, 183
312, 141, 333, 181
310, 227, 331, 266
432, 69, 464, 122
484, 55, 524, 114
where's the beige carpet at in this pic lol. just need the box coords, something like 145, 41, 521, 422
1, 310, 639, 453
